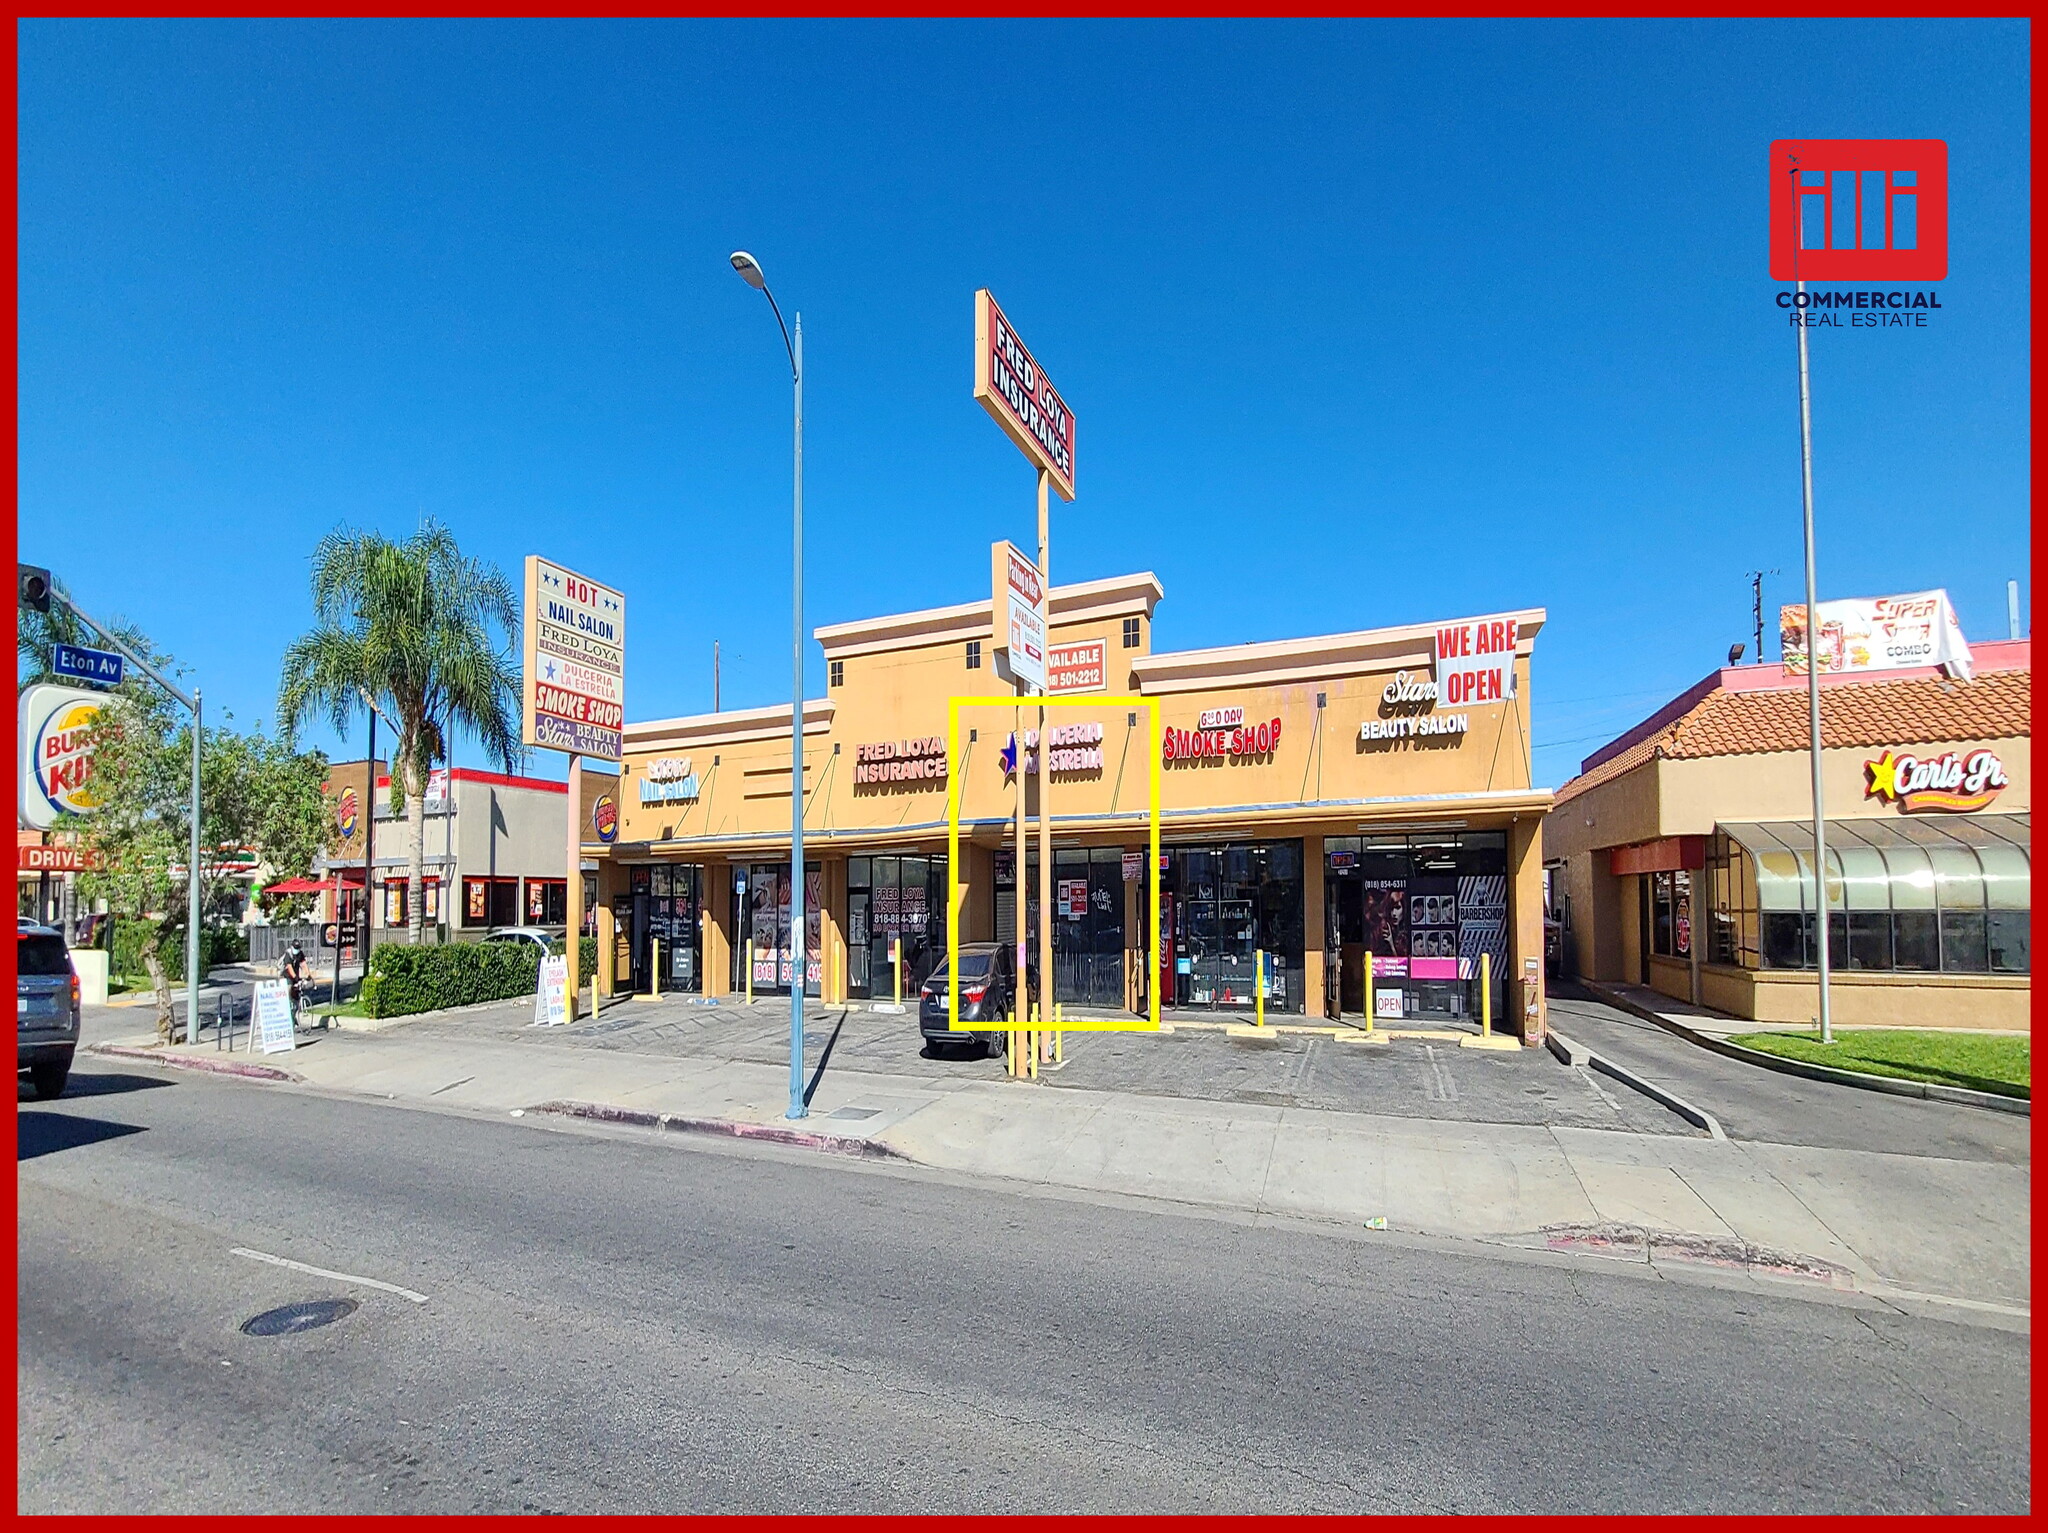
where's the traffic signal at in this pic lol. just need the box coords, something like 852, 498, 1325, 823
18, 564, 52, 613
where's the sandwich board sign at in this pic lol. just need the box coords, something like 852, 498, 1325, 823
535, 954, 570, 1026
252, 979, 297, 1054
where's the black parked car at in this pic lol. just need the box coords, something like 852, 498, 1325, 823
918, 942, 1032, 1054
17, 922, 80, 1099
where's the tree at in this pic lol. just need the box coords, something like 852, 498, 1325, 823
69, 694, 332, 1042
276, 522, 522, 944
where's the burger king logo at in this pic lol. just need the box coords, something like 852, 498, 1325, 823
36, 698, 104, 818
593, 792, 619, 843
336, 786, 360, 839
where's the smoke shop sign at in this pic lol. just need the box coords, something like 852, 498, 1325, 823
856, 737, 949, 786
1163, 706, 1282, 764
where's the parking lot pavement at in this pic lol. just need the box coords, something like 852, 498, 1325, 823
396, 995, 1696, 1137
1545, 993, 2030, 1163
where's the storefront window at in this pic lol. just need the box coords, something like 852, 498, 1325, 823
462, 876, 518, 929
1650, 870, 1690, 958
525, 878, 567, 925
847, 854, 947, 1000
1151, 840, 1305, 1013
1709, 822, 2028, 976
1320, 832, 1505, 1022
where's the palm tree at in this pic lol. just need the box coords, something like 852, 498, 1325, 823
277, 522, 522, 944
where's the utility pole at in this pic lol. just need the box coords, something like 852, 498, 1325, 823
1746, 569, 1779, 663
1790, 157, 1832, 1046
2009, 580, 2022, 640
714, 640, 721, 712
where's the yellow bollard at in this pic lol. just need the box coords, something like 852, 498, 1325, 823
1481, 950, 1492, 1038
1364, 950, 1374, 1035
745, 940, 754, 1004
1028, 1003, 1039, 1080
891, 936, 902, 1008
1255, 948, 1265, 1028
1055, 1003, 1064, 1065
647, 938, 660, 1001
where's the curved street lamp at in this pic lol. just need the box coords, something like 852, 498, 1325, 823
730, 250, 808, 1119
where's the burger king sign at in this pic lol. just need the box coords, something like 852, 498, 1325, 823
18, 684, 107, 830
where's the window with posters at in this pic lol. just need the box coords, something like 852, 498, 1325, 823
1322, 833, 1509, 1022
1651, 869, 1691, 958
463, 876, 518, 929
732, 863, 824, 998
526, 878, 567, 925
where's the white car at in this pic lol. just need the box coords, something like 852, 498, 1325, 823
482, 927, 555, 957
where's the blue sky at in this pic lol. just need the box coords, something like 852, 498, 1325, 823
18, 19, 2030, 788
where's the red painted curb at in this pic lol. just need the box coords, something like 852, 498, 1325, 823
530, 1100, 907, 1161
88, 1043, 302, 1084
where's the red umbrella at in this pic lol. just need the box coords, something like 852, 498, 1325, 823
263, 875, 363, 894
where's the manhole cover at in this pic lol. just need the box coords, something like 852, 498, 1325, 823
828, 1106, 880, 1120
241, 1298, 358, 1336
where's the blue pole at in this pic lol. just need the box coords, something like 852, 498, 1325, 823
788, 314, 807, 1119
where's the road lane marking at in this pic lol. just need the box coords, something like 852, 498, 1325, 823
230, 1247, 429, 1304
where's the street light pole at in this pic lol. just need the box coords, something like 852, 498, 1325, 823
730, 249, 809, 1120
1792, 210, 1832, 1046
57, 597, 203, 1044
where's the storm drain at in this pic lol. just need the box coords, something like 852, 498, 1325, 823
241, 1298, 359, 1336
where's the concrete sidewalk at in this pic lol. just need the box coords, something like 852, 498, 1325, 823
88, 1006, 2030, 1319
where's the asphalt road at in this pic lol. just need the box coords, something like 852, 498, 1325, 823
17, 1057, 2028, 1513
1544, 994, 2030, 1163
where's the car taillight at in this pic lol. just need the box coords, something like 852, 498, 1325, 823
70, 974, 80, 1008
962, 980, 989, 1000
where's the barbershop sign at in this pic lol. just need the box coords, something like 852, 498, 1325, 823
1864, 746, 2006, 814
1163, 706, 1282, 764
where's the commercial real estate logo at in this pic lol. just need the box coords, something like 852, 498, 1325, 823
1771, 139, 1946, 329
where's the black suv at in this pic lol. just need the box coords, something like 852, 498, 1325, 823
918, 942, 1031, 1054
17, 922, 80, 1099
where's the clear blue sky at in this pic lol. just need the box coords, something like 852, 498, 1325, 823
18, 19, 2031, 788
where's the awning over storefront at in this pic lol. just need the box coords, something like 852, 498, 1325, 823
1609, 835, 1705, 876
1719, 814, 2029, 912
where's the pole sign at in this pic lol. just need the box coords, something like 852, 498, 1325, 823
991, 540, 1048, 691
973, 290, 1075, 502
18, 684, 106, 831
523, 557, 626, 761
50, 644, 124, 688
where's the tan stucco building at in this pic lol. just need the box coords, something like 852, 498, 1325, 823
1548, 640, 2030, 1030
584, 573, 1554, 1040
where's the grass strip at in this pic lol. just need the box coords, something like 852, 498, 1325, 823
1729, 1029, 2028, 1098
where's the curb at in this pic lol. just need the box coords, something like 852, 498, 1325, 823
1546, 1030, 1725, 1139
529, 1100, 910, 1161
1579, 982, 2030, 1118
86, 1043, 302, 1083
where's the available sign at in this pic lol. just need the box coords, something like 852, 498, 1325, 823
1781, 590, 1973, 680
1058, 879, 1089, 919
973, 290, 1075, 502
991, 540, 1048, 692
1047, 639, 1106, 694
1864, 746, 2006, 813
18, 684, 106, 831
524, 556, 626, 761
1121, 851, 1144, 883
1434, 618, 1519, 706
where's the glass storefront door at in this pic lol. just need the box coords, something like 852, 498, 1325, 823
733, 862, 822, 997
1052, 847, 1127, 1009
1146, 840, 1304, 1013
624, 864, 702, 992
1322, 832, 1509, 1023
846, 854, 947, 1000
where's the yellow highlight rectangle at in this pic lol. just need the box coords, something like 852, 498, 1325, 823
947, 696, 1161, 1033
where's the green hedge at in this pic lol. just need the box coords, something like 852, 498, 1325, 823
361, 942, 542, 1019
551, 935, 598, 976
105, 920, 247, 977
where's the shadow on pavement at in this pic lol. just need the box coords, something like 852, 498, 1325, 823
16, 1110, 148, 1161
19, 1071, 176, 1101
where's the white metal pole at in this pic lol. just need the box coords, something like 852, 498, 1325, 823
788, 312, 807, 1119
1795, 275, 1832, 1045
186, 688, 203, 1045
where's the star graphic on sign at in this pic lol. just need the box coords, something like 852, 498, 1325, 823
1864, 749, 1899, 802
542, 657, 559, 683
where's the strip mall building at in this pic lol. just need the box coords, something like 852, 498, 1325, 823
586, 574, 1552, 1039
